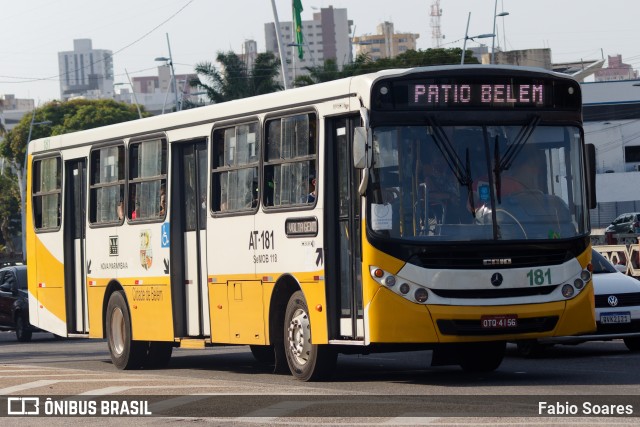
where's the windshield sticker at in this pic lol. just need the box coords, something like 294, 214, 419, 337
478, 182, 490, 201
140, 230, 153, 270
371, 203, 393, 230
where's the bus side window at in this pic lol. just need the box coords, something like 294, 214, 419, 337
128, 138, 167, 221
263, 113, 317, 208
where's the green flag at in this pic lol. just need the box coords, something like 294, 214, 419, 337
293, 0, 304, 59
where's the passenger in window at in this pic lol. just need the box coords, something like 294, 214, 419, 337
305, 175, 316, 203
159, 185, 166, 217
117, 198, 124, 220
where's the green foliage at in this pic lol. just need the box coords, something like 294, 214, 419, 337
0, 171, 20, 253
295, 48, 480, 86
190, 51, 283, 103
1, 99, 147, 165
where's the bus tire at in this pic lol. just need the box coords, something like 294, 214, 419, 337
624, 337, 640, 352
459, 341, 505, 373
145, 342, 173, 369
106, 291, 146, 370
284, 291, 336, 381
250, 345, 275, 364
15, 314, 32, 342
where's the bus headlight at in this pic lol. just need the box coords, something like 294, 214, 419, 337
561, 284, 575, 298
399, 283, 410, 295
384, 276, 396, 287
573, 278, 584, 290
414, 288, 428, 303
580, 270, 591, 282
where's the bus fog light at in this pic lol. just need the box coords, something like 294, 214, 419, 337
399, 283, 410, 294
573, 279, 584, 290
384, 276, 396, 287
580, 270, 591, 281
561, 284, 574, 298
414, 288, 428, 303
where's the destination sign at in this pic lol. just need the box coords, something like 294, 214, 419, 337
285, 217, 318, 237
411, 83, 544, 106
371, 75, 581, 111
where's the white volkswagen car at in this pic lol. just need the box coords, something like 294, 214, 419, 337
516, 249, 640, 356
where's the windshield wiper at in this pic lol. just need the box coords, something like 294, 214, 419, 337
425, 116, 476, 217
492, 115, 541, 204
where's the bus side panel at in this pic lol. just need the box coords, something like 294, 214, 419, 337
366, 286, 439, 343
299, 280, 329, 344
123, 280, 174, 342
209, 282, 230, 343
31, 234, 67, 335
87, 281, 107, 338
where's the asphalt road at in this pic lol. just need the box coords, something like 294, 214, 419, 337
1, 331, 639, 425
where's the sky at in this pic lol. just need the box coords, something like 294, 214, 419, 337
1, 0, 638, 103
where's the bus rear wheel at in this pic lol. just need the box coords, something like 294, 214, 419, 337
284, 291, 336, 381
106, 291, 146, 370
459, 341, 506, 373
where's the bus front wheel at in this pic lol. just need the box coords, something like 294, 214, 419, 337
106, 291, 146, 370
459, 341, 506, 372
284, 291, 336, 381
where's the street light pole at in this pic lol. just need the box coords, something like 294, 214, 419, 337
461, 12, 494, 65
491, 0, 509, 64
155, 33, 179, 112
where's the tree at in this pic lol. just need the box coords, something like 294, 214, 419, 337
293, 48, 480, 86
190, 51, 282, 103
0, 98, 147, 256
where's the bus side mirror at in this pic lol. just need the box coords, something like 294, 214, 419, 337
585, 143, 597, 209
353, 127, 368, 169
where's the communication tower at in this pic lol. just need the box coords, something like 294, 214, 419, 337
430, 0, 444, 48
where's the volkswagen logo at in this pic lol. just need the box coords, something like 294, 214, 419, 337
490, 273, 503, 287
607, 295, 619, 307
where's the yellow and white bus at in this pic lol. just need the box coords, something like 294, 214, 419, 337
26, 65, 597, 380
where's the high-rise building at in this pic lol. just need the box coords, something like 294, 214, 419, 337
58, 39, 114, 101
352, 22, 419, 61
265, 6, 352, 87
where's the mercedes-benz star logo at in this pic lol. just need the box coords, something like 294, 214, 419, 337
490, 273, 503, 287
607, 295, 619, 307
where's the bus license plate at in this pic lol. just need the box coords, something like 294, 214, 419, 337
481, 314, 518, 329
600, 312, 631, 324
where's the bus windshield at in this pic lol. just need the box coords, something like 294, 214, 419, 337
368, 124, 587, 242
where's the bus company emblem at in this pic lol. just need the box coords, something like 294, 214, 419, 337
483, 258, 511, 266
608, 295, 619, 307
490, 273, 503, 287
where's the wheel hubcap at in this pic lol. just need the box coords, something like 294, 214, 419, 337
287, 308, 311, 365
109, 307, 125, 356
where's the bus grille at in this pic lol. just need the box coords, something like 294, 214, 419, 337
595, 292, 640, 308
430, 285, 557, 299
437, 316, 559, 336
596, 320, 640, 334
414, 249, 571, 269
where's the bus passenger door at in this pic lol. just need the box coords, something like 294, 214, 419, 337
63, 158, 88, 334
325, 116, 363, 340
170, 140, 209, 337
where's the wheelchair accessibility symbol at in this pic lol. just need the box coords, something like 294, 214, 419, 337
161, 223, 170, 248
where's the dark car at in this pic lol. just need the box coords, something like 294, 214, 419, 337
0, 265, 34, 342
605, 212, 640, 234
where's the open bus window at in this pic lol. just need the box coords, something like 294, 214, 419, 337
89, 144, 125, 225
128, 138, 167, 221
32, 156, 62, 231
263, 113, 317, 208
211, 122, 260, 213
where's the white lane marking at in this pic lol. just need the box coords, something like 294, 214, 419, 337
0, 380, 59, 395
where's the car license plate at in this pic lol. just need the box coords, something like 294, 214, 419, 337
481, 314, 518, 329
600, 312, 631, 324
